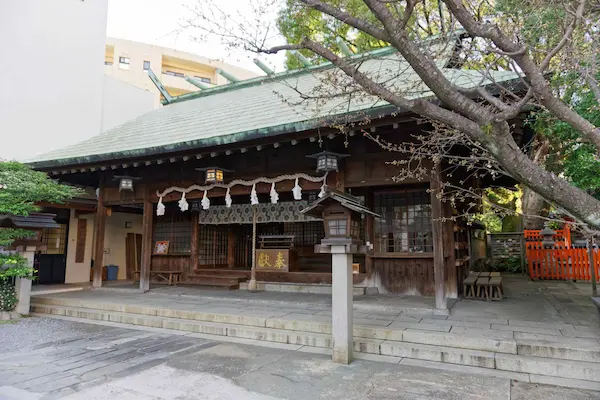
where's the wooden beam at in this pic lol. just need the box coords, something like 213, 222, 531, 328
431, 163, 447, 311
92, 181, 107, 288
139, 190, 153, 292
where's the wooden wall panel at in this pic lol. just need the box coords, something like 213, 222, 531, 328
373, 258, 435, 296
75, 218, 87, 263
150, 255, 191, 276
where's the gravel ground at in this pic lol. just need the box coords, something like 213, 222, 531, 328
0, 316, 113, 354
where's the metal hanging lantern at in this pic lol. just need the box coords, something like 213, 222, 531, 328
195, 167, 232, 184
114, 176, 140, 192
306, 151, 349, 172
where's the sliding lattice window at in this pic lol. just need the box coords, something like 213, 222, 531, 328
373, 189, 433, 254
198, 225, 228, 266
153, 213, 192, 254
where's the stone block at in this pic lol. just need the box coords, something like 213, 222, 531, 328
529, 374, 600, 391
508, 319, 574, 330
403, 329, 517, 354
420, 319, 492, 330
492, 324, 562, 336
560, 326, 600, 340
517, 339, 600, 363
288, 332, 332, 348
266, 318, 331, 334
353, 339, 382, 354
451, 326, 514, 339
226, 326, 288, 343
380, 341, 495, 368
353, 325, 404, 341
389, 321, 450, 332
495, 353, 600, 382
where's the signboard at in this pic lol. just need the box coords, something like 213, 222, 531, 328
256, 249, 290, 272
154, 241, 169, 255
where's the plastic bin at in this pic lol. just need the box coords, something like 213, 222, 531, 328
106, 264, 119, 281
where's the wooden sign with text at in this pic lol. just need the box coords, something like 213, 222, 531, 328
255, 249, 289, 272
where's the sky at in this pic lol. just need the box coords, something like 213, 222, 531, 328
0, 0, 286, 162
106, 0, 285, 73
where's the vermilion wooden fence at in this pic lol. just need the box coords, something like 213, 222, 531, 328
523, 227, 572, 246
526, 242, 600, 281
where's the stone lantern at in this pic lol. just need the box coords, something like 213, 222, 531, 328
301, 186, 380, 364
541, 227, 556, 249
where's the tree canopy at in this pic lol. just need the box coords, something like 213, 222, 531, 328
186, 0, 600, 232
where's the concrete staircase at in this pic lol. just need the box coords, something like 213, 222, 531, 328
29, 295, 600, 389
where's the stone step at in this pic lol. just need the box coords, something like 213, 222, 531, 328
193, 269, 249, 278
179, 280, 239, 290
30, 296, 598, 364
381, 341, 496, 369
239, 281, 365, 296
495, 353, 600, 382
186, 274, 246, 283
517, 339, 600, 363
31, 303, 600, 383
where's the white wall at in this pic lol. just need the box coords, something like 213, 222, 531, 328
101, 76, 155, 132
103, 212, 143, 280
64, 211, 143, 283
0, 0, 108, 161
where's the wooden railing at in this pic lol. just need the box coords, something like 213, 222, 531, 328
526, 242, 600, 280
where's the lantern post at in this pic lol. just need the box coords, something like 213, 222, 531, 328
300, 187, 379, 364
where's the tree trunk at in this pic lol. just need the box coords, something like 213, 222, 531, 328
522, 140, 550, 229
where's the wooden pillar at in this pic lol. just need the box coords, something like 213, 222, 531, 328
139, 190, 153, 292
190, 212, 199, 277
431, 164, 447, 311
364, 188, 374, 279
92, 181, 106, 288
227, 228, 235, 269
443, 201, 458, 298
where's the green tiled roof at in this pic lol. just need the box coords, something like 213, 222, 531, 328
29, 43, 518, 168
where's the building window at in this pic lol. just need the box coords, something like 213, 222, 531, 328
194, 76, 211, 83
143, 60, 151, 71
164, 70, 184, 77
153, 213, 192, 254
118, 56, 130, 70
374, 190, 433, 254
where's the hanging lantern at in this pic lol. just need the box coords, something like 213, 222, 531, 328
114, 175, 140, 192
195, 167, 232, 184
306, 151, 349, 172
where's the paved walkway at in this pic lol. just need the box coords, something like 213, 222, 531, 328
1, 318, 598, 399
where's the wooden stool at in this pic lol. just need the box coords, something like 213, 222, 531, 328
476, 277, 491, 301
490, 276, 503, 300
462, 272, 479, 299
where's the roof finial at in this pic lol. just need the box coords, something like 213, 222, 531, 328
290, 50, 312, 67
336, 38, 354, 57
184, 76, 212, 90
216, 68, 241, 83
253, 59, 274, 75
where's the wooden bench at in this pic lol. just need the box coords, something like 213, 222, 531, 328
476, 276, 491, 301
134, 270, 182, 286
462, 272, 479, 299
490, 276, 503, 300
